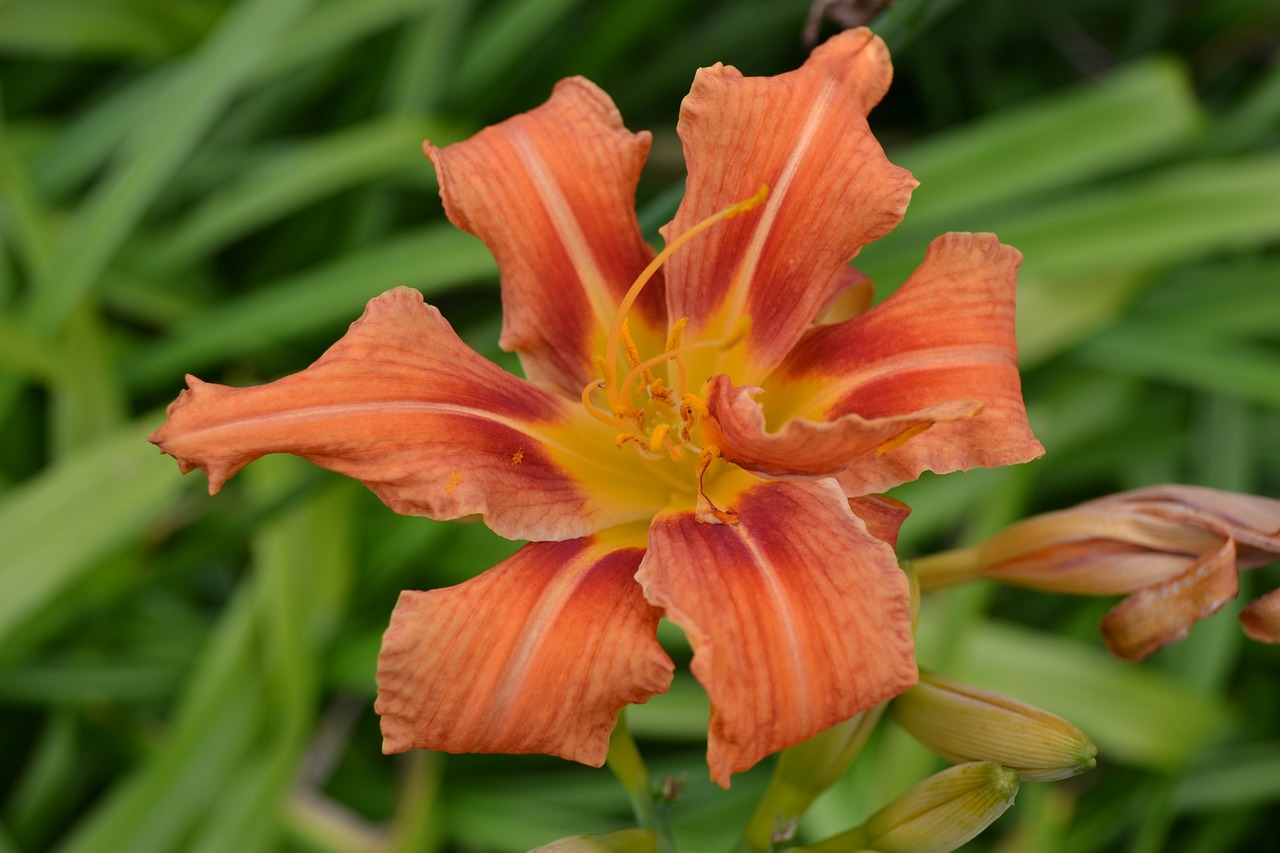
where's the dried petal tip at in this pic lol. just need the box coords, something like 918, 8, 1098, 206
799, 762, 1019, 853
1241, 588, 1280, 643
892, 670, 1097, 781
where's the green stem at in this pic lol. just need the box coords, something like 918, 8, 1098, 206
606, 711, 674, 852
734, 707, 885, 853
907, 545, 984, 592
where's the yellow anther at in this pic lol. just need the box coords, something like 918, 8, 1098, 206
647, 424, 671, 454
648, 378, 674, 405
620, 319, 643, 369
666, 317, 688, 353
615, 432, 643, 449
681, 393, 709, 420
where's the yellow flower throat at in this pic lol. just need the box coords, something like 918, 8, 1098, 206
578, 185, 769, 524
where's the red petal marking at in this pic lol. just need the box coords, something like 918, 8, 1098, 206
148, 288, 652, 541
663, 27, 916, 383
376, 537, 673, 764
636, 479, 916, 787
766, 232, 1042, 496
705, 374, 982, 479
1241, 588, 1280, 643
428, 77, 664, 398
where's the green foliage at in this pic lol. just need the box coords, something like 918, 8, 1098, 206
1, 0, 1277, 851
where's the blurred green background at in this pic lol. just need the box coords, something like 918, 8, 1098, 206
1, 0, 1278, 850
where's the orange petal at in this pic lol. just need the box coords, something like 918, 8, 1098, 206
848, 494, 912, 549
428, 77, 664, 398
1240, 588, 1280, 643
705, 374, 982, 479
149, 287, 654, 541
1101, 536, 1240, 660
663, 27, 916, 382
817, 266, 875, 325
636, 478, 916, 787
766, 232, 1043, 496
376, 535, 673, 764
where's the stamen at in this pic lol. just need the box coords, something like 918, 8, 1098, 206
665, 317, 688, 352
616, 432, 665, 460
620, 319, 643, 369
647, 423, 671, 454
617, 337, 727, 409
602, 185, 769, 403
581, 381, 624, 428
666, 316, 690, 396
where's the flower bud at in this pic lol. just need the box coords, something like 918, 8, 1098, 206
531, 828, 656, 852
800, 762, 1019, 853
891, 670, 1096, 781
912, 485, 1280, 659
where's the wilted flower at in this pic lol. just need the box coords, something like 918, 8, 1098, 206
149, 29, 1042, 785
914, 485, 1280, 659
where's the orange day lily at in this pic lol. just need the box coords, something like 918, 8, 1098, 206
148, 28, 1043, 786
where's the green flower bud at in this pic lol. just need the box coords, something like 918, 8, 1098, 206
892, 670, 1096, 781
797, 762, 1019, 853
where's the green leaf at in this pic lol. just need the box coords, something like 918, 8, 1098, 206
0, 417, 186, 649
144, 115, 440, 270
124, 225, 495, 390
947, 621, 1233, 769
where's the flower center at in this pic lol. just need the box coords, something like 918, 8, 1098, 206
579, 185, 768, 523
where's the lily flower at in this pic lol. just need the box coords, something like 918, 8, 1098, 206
148, 28, 1042, 786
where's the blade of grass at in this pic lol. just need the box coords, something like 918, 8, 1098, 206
0, 417, 187, 650
20, 0, 314, 337
891, 58, 1199, 231
951, 621, 1233, 768
0, 0, 207, 60
3, 0, 315, 429
123, 224, 495, 391
143, 115, 438, 270
1075, 326, 1280, 409
450, 0, 583, 100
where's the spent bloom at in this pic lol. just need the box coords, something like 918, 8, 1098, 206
913, 485, 1280, 658
149, 29, 1042, 785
